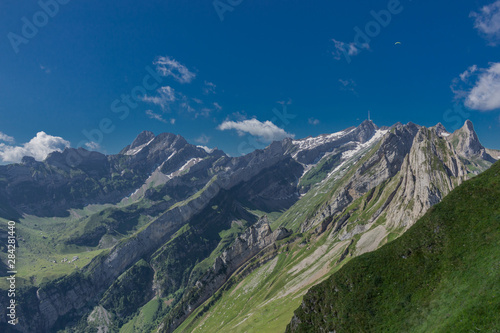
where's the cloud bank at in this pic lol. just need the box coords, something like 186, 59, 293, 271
452, 62, 500, 111
218, 118, 294, 142
471, 0, 500, 45
464, 63, 500, 111
0, 132, 14, 143
0, 131, 70, 163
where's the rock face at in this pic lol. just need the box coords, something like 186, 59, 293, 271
289, 120, 378, 165
450, 120, 483, 157
380, 126, 468, 229
449, 120, 496, 163
216, 217, 291, 274
300, 121, 495, 236
124, 130, 155, 152
161, 216, 292, 333
86, 305, 112, 333
299, 122, 419, 233
0, 120, 497, 333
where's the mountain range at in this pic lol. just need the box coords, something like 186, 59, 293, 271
0, 119, 498, 332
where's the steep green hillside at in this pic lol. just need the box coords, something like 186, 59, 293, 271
287, 161, 500, 332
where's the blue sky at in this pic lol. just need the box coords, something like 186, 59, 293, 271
0, 0, 499, 162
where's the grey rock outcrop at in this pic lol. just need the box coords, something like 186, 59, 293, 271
380, 126, 470, 229
301, 121, 496, 235
216, 216, 291, 273
162, 216, 291, 332
449, 120, 483, 158
300, 122, 419, 233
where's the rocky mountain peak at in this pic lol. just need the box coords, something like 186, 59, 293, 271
359, 119, 378, 131
390, 121, 403, 129
449, 120, 483, 157
464, 119, 475, 131
433, 122, 449, 136
353, 119, 378, 143
120, 132, 189, 156
44, 147, 106, 169
130, 130, 155, 149
21, 156, 38, 166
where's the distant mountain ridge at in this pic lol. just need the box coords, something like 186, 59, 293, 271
0, 119, 497, 332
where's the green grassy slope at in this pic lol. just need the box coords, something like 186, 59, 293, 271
286, 161, 500, 332
174, 232, 349, 333
0, 205, 112, 289
173, 175, 405, 333
0, 198, 165, 290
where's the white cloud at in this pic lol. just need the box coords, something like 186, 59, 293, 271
142, 86, 202, 116
452, 63, 500, 111
203, 81, 217, 94
197, 145, 214, 153
339, 78, 357, 93
339, 78, 355, 87
195, 134, 211, 144
186, 101, 220, 118
154, 56, 196, 84
145, 110, 175, 124
471, 0, 500, 45
199, 108, 213, 117
142, 85, 219, 118
85, 141, 101, 151
451, 65, 479, 100
142, 86, 177, 110
146, 110, 168, 123
196, 102, 222, 117
465, 63, 500, 111
230, 111, 248, 121
180, 101, 196, 113
217, 118, 294, 142
0, 131, 70, 163
0, 132, 14, 143
459, 65, 478, 82
331, 39, 369, 61
308, 118, 320, 125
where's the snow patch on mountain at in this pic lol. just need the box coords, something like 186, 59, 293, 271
291, 128, 355, 159
124, 138, 155, 155
326, 129, 388, 181
121, 157, 203, 203
197, 146, 214, 154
